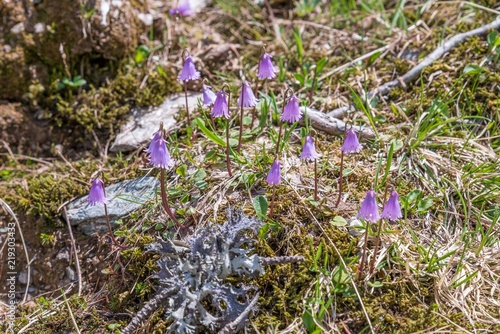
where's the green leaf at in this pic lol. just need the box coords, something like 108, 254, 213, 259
367, 280, 384, 288
253, 195, 268, 218
417, 198, 434, 212
331, 216, 347, 227
176, 164, 188, 177
157, 65, 167, 78
194, 118, 225, 147
367, 51, 382, 67
302, 311, 317, 333
134, 44, 151, 64
487, 30, 500, 49
293, 28, 304, 63
315, 57, 328, 75
407, 190, 421, 204
204, 149, 216, 161
463, 64, 486, 76
294, 73, 305, 86
193, 168, 207, 181
389, 138, 404, 151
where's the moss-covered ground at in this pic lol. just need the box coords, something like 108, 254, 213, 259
1, 0, 500, 333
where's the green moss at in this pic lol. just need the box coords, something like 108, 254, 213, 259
52, 61, 181, 140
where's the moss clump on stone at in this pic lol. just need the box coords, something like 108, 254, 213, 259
52, 62, 182, 140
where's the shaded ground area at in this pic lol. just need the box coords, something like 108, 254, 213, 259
1, 0, 500, 333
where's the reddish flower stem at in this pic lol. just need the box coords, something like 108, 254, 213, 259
336, 125, 348, 208
160, 168, 186, 228
269, 185, 277, 218
274, 121, 283, 157
184, 82, 191, 126
357, 220, 370, 281
369, 185, 390, 275
314, 159, 318, 201
237, 86, 245, 153
335, 150, 344, 207
225, 120, 232, 177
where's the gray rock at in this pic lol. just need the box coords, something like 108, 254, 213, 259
111, 92, 203, 152
55, 247, 70, 262
18, 269, 36, 285
64, 176, 160, 236
65, 266, 77, 281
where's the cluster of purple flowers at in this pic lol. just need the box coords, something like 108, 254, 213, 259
357, 190, 402, 222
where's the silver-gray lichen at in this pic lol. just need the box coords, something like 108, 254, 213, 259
122, 210, 301, 334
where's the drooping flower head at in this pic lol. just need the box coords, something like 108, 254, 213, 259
258, 53, 278, 80
238, 80, 258, 108
211, 90, 230, 119
281, 94, 302, 123
146, 129, 175, 169
266, 160, 281, 185
300, 135, 320, 161
87, 178, 108, 206
357, 190, 380, 222
169, 1, 194, 17
202, 84, 216, 107
381, 191, 403, 221
178, 55, 200, 82
341, 128, 362, 154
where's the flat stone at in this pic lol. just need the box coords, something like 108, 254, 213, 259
110, 92, 203, 152
65, 266, 77, 281
64, 176, 160, 236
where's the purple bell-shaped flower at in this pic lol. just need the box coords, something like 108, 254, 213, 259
357, 190, 380, 222
169, 1, 194, 16
300, 135, 320, 161
146, 130, 175, 169
281, 94, 302, 123
87, 178, 108, 206
211, 91, 230, 119
238, 80, 258, 108
381, 191, 403, 221
341, 129, 362, 154
258, 53, 278, 80
178, 55, 200, 82
266, 160, 281, 185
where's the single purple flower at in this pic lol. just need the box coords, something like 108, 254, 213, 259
381, 191, 403, 221
266, 160, 281, 185
146, 130, 175, 169
281, 94, 302, 123
300, 135, 320, 161
169, 1, 194, 16
202, 84, 216, 107
211, 91, 230, 119
258, 53, 278, 80
87, 178, 108, 206
178, 55, 200, 82
357, 190, 380, 222
341, 129, 362, 154
238, 81, 258, 108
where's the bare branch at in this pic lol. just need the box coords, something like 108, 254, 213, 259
121, 286, 179, 334
260, 255, 305, 266
217, 293, 259, 334
301, 107, 376, 139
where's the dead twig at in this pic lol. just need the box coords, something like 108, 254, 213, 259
260, 255, 305, 266
63, 207, 83, 297
323, 17, 500, 123
300, 107, 375, 139
0, 198, 30, 303
372, 17, 500, 98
